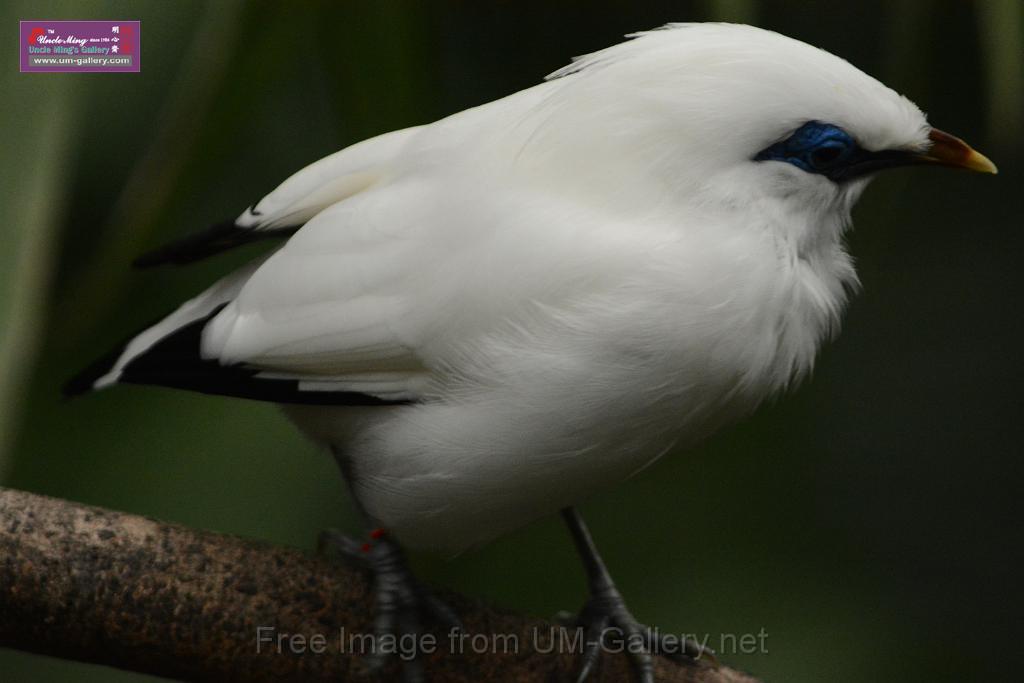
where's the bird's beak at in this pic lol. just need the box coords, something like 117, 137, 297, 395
914, 128, 998, 174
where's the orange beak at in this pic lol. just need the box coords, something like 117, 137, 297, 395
917, 129, 998, 174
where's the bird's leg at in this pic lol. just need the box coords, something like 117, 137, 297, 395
318, 528, 461, 682
317, 449, 461, 682
560, 507, 712, 683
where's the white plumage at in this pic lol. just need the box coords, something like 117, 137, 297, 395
87, 24, 989, 554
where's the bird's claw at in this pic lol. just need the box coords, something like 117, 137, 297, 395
567, 584, 713, 683
319, 528, 462, 683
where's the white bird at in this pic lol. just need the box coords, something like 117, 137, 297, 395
68, 23, 996, 682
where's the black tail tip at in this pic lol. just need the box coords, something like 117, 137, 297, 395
63, 347, 123, 398
62, 373, 97, 398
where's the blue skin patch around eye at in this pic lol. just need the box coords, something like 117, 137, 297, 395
754, 121, 862, 178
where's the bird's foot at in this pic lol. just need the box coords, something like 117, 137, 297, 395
319, 528, 462, 683
562, 582, 714, 683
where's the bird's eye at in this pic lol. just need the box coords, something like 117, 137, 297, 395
754, 121, 862, 180
807, 142, 848, 169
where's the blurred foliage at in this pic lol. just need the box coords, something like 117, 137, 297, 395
0, 0, 76, 475
1, 2, 1021, 682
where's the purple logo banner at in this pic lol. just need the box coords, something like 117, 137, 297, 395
20, 20, 140, 73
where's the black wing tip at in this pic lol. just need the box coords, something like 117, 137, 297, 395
65, 304, 410, 408
132, 220, 301, 269
62, 376, 96, 399
62, 347, 122, 398
62, 375, 93, 398
132, 220, 241, 269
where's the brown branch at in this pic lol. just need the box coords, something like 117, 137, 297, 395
0, 487, 763, 683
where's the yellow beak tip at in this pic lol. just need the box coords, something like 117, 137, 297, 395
967, 150, 999, 175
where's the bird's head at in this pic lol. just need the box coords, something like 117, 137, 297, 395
534, 23, 995, 242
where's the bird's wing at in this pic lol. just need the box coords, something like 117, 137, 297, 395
70, 82, 570, 403
65, 257, 272, 395
69, 178, 442, 404
195, 189, 437, 402
133, 126, 422, 267
69, 124, 443, 404
66, 235, 427, 405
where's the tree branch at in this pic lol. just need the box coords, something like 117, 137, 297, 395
0, 487, 763, 682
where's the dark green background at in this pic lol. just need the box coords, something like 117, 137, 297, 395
1, 1, 1020, 682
